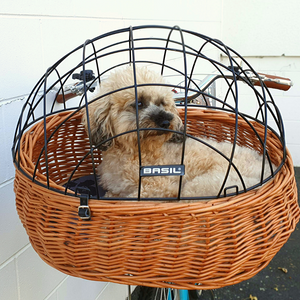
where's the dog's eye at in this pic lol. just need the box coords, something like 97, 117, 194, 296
137, 102, 144, 109
131, 102, 145, 109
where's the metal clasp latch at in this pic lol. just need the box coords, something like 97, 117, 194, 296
75, 188, 91, 220
78, 203, 91, 220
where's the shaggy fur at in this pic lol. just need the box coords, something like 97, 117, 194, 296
82, 66, 273, 201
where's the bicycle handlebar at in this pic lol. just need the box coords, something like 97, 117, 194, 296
255, 73, 292, 91
53, 70, 293, 104
55, 80, 98, 103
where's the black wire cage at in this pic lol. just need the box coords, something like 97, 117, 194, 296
13, 25, 287, 201
12, 25, 299, 288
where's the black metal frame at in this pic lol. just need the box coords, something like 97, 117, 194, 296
12, 25, 286, 201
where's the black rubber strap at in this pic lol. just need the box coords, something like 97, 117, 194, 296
76, 187, 91, 220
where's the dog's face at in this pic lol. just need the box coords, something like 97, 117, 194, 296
83, 67, 184, 150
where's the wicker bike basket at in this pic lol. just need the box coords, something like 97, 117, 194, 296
13, 25, 299, 290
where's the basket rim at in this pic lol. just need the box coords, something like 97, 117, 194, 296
14, 107, 287, 203
13, 145, 293, 212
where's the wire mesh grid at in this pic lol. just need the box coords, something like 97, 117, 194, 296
12, 25, 286, 201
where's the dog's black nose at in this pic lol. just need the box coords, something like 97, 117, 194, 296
151, 110, 173, 129
159, 120, 171, 128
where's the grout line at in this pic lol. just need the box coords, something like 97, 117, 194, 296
0, 177, 15, 189
0, 12, 129, 20
0, 94, 28, 105
95, 282, 110, 300
0, 12, 218, 23
44, 276, 69, 300
0, 243, 31, 271
15, 253, 21, 300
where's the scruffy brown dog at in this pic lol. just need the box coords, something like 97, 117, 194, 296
82, 66, 273, 200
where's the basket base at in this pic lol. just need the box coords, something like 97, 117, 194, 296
13, 110, 299, 290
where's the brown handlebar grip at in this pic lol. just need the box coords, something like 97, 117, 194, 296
254, 73, 292, 91
56, 92, 78, 103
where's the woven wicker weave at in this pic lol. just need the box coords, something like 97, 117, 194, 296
14, 108, 299, 290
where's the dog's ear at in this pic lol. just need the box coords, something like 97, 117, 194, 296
82, 99, 114, 151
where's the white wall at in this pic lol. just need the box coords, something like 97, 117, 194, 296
1, 1, 299, 299
222, 0, 300, 165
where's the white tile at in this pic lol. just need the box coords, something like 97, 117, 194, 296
1, 0, 124, 19
286, 144, 300, 167
39, 18, 101, 70
283, 121, 300, 146
0, 17, 44, 100
1, 0, 222, 21
0, 97, 27, 183
274, 91, 300, 121
245, 56, 300, 73
17, 246, 67, 300
0, 260, 19, 300
96, 283, 129, 300
219, 54, 300, 168
57, 276, 107, 300
222, 0, 300, 56
45, 291, 58, 300
0, 182, 29, 265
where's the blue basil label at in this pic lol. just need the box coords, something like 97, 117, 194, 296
141, 165, 185, 177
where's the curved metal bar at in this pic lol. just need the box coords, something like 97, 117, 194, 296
214, 40, 241, 197
129, 26, 143, 200
12, 25, 287, 202
81, 39, 100, 199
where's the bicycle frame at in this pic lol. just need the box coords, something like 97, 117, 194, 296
178, 289, 189, 300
